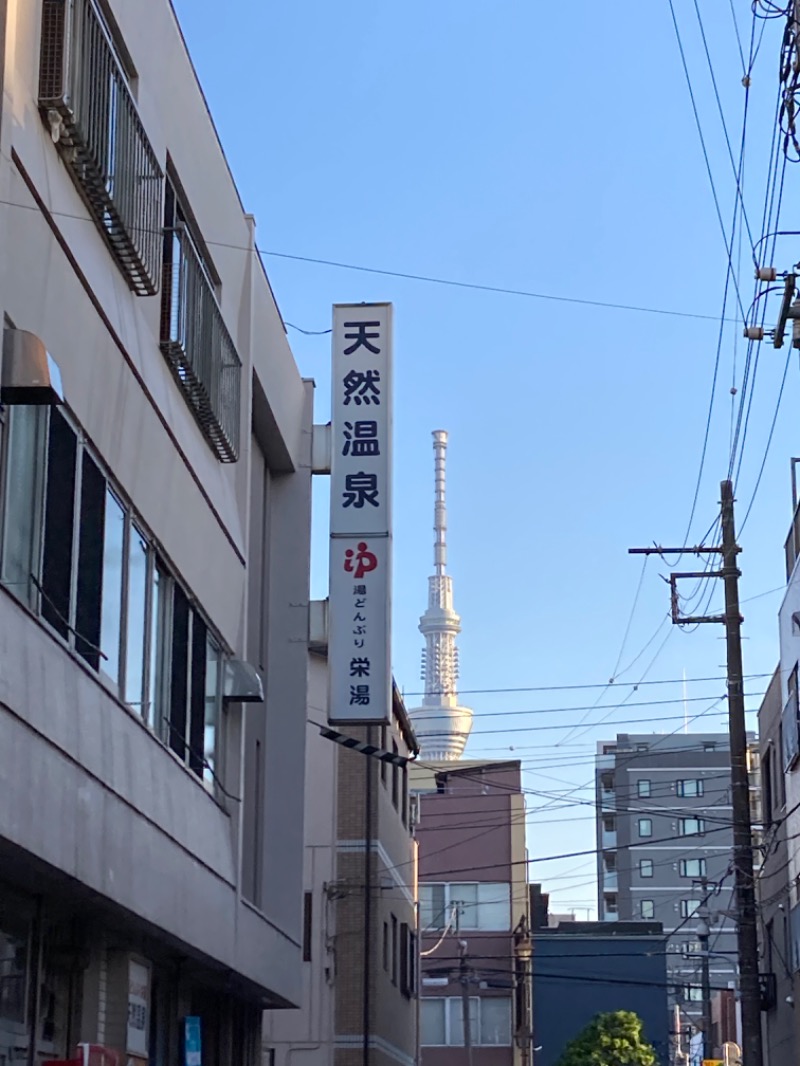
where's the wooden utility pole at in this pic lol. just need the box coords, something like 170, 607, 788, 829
719, 480, 762, 1066
629, 480, 762, 1066
459, 941, 474, 1066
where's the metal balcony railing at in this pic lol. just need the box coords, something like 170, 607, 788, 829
39, 0, 163, 295
160, 227, 241, 462
785, 498, 800, 580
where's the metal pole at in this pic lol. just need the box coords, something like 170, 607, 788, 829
363, 725, 373, 1066
720, 480, 763, 1066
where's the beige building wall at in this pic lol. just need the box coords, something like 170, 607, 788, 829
0, 4, 313, 1061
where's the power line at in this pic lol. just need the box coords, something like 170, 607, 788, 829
402, 670, 772, 698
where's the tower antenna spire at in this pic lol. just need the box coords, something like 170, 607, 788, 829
409, 431, 473, 760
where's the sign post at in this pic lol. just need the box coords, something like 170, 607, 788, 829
328, 303, 393, 725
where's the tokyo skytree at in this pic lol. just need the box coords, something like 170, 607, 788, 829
408, 431, 473, 760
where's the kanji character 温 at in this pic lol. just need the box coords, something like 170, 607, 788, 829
342, 420, 380, 457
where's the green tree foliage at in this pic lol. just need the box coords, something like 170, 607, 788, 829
555, 1010, 658, 1066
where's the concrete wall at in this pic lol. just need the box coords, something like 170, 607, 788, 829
0, 0, 312, 1010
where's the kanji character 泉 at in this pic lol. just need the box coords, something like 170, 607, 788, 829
350, 657, 371, 678
343, 369, 381, 406
343, 321, 381, 355
343, 472, 379, 509
342, 420, 380, 457
349, 684, 371, 706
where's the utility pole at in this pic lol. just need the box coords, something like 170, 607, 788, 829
720, 481, 762, 1066
629, 480, 762, 1066
695, 880, 713, 1062
459, 940, 474, 1066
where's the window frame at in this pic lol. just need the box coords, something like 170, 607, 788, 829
676, 779, 704, 798
0, 403, 228, 794
419, 997, 512, 1047
679, 817, 706, 837
640, 899, 655, 920
637, 779, 652, 798
680, 899, 702, 919
639, 859, 654, 878
679, 858, 707, 879
638, 817, 653, 838
419, 882, 511, 933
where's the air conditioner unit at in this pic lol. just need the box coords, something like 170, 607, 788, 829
38, 0, 78, 143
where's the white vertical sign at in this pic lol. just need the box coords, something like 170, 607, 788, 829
328, 303, 392, 724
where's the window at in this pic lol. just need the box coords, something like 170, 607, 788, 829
390, 915, 398, 985
600, 773, 614, 792
638, 818, 653, 838
684, 985, 704, 1002
763, 747, 774, 827
381, 725, 388, 784
784, 666, 800, 771
399, 923, 416, 997
38, 0, 163, 293
637, 743, 649, 752
602, 816, 615, 833
640, 900, 655, 920
677, 779, 704, 798
604, 895, 618, 914
639, 859, 654, 878
392, 740, 399, 809
382, 922, 389, 973
679, 858, 707, 878
0, 405, 225, 790
703, 742, 717, 752
679, 818, 705, 836
402, 765, 409, 827
160, 175, 241, 462
637, 779, 651, 798
302, 893, 312, 962
680, 899, 702, 919
419, 883, 511, 932
681, 940, 701, 959
420, 998, 512, 1046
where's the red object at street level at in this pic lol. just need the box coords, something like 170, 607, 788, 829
49, 1044, 119, 1066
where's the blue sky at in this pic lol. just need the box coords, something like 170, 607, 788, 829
173, 0, 798, 912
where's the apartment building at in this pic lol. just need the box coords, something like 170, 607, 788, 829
0, 1, 313, 1064
595, 735, 739, 1027
412, 760, 531, 1066
263, 652, 419, 1066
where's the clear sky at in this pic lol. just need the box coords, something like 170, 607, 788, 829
173, 0, 797, 914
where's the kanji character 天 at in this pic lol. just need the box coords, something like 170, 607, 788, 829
343, 321, 381, 355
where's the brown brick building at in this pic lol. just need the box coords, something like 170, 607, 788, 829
263, 654, 419, 1066
411, 761, 530, 1066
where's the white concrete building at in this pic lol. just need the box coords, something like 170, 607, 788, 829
0, 1, 313, 1063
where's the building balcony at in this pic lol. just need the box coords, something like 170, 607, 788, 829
38, 0, 163, 295
602, 870, 618, 892
600, 788, 616, 811
160, 226, 242, 462
601, 828, 617, 849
